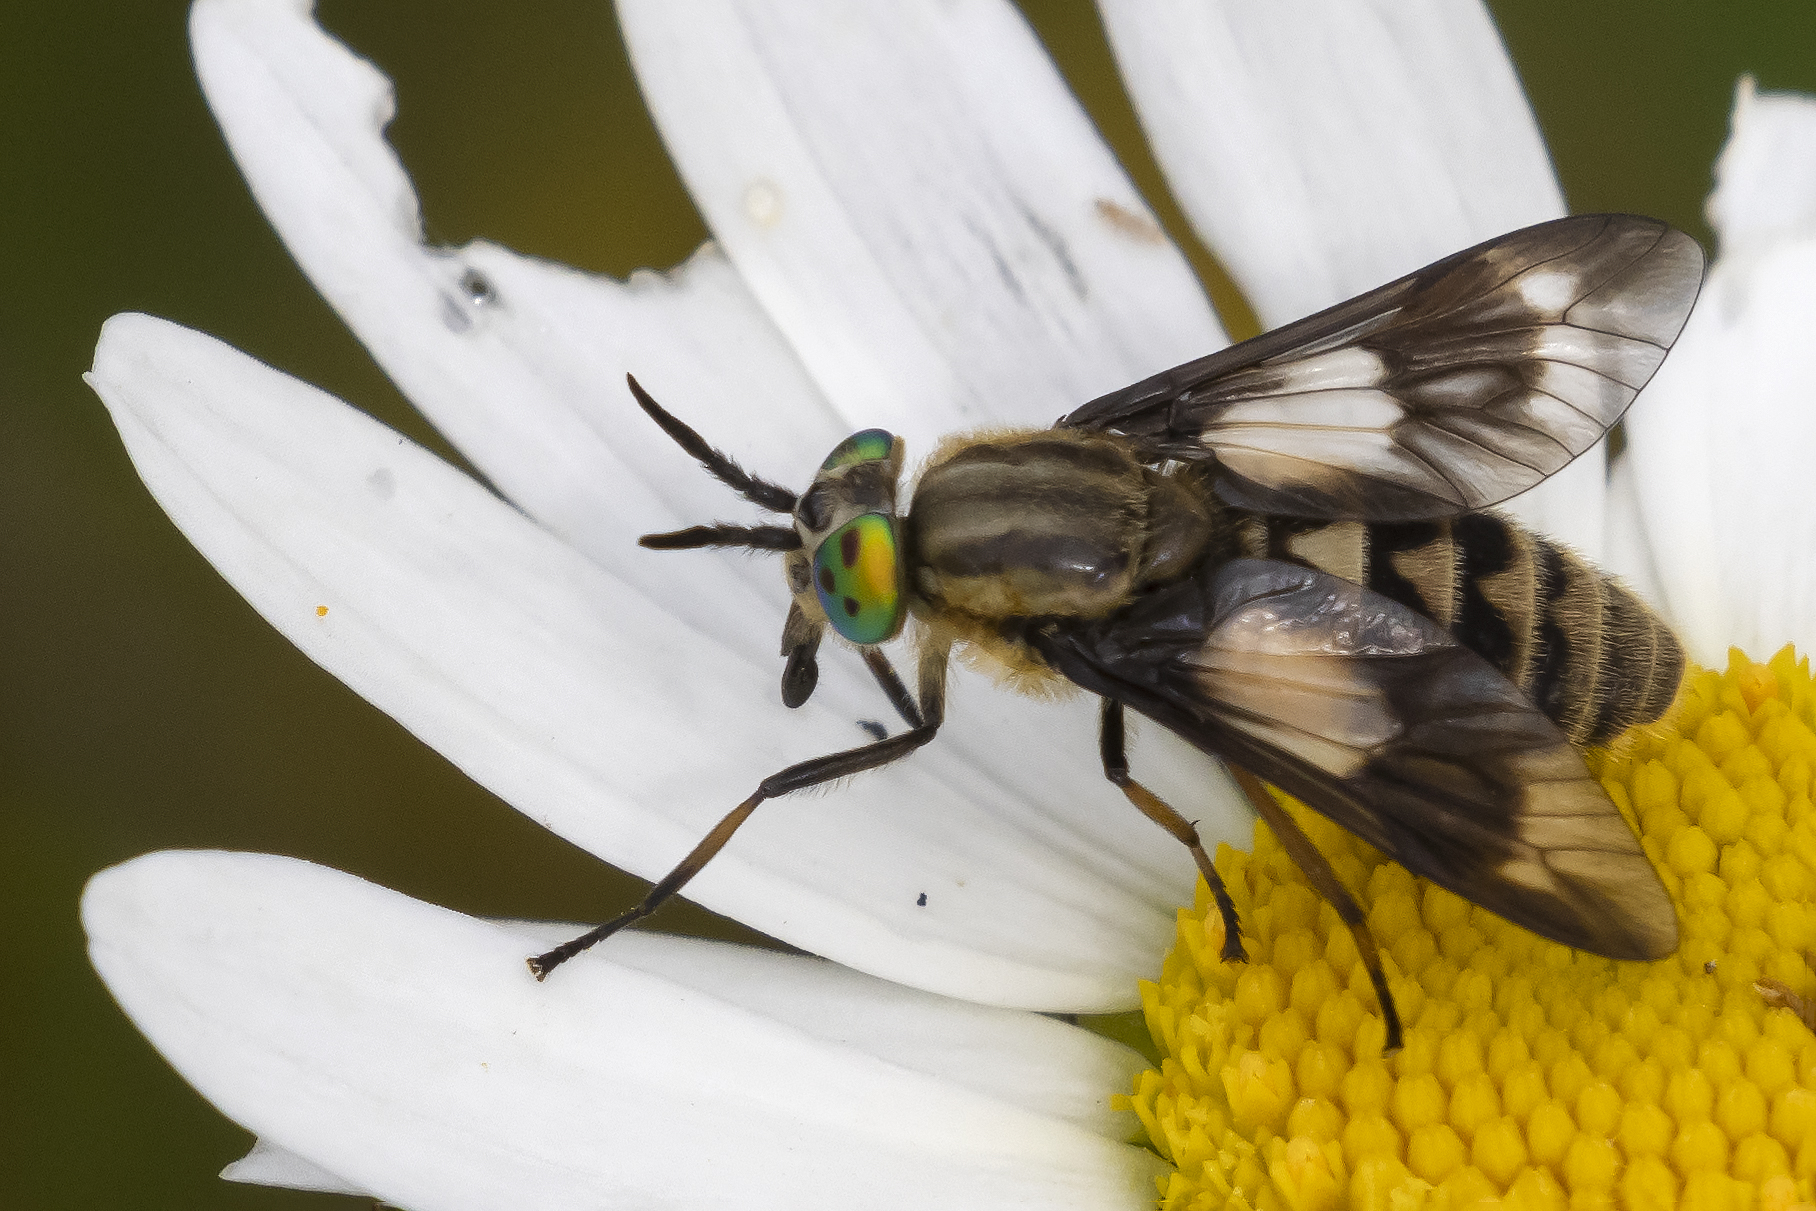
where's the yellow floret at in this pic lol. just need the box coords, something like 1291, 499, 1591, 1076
1126, 648, 1816, 1210
1502, 1164, 1567, 1210
1446, 1072, 1500, 1144
1563, 1132, 1619, 1192
1525, 1099, 1576, 1171
1433, 1163, 1496, 1209
1469, 1115, 1527, 1186
1621, 1154, 1678, 1211
1390, 1074, 1445, 1138
1265, 1134, 1346, 1211
1618, 1099, 1673, 1158
1404, 1123, 1466, 1184
1297, 1041, 1350, 1103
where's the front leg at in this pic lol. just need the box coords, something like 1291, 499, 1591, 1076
529, 641, 950, 980
862, 648, 925, 731
1099, 698, 1246, 963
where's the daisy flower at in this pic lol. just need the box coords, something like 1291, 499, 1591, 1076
80, 1, 1816, 1208
1127, 79, 1816, 1211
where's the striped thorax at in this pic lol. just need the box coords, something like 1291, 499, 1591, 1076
905, 429, 1215, 621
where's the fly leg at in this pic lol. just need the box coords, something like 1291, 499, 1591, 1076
1099, 698, 1246, 963
528, 644, 948, 980
860, 648, 924, 731
1226, 765, 1404, 1055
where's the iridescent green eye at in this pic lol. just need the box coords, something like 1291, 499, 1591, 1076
812, 513, 903, 645
820, 429, 895, 471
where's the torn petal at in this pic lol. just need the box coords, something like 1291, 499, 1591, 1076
192, 0, 845, 586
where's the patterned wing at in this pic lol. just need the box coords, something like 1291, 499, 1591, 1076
1034, 558, 1678, 960
1063, 215, 1704, 521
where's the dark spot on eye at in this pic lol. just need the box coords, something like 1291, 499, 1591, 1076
843, 596, 860, 617
817, 568, 835, 594
840, 527, 861, 567
916, 892, 927, 907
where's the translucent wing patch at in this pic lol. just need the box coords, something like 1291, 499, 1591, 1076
1063, 215, 1705, 520
1035, 559, 1677, 960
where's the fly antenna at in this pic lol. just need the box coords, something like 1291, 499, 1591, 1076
627, 374, 798, 513
640, 524, 802, 551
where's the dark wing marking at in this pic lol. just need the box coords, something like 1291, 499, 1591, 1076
1063, 215, 1705, 520
1033, 558, 1678, 960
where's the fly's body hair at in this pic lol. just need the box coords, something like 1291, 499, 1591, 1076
1234, 510, 1684, 748
907, 431, 1221, 615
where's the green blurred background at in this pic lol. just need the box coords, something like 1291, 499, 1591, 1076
2, 1, 1812, 1206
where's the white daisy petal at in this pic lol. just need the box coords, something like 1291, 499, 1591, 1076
1706, 78, 1816, 255
88, 313, 1204, 1011
1093, 0, 1605, 556
1617, 335, 1725, 662
1627, 80, 1816, 663
221, 1140, 370, 1197
618, 0, 1227, 447
191, 0, 845, 597
1599, 451, 1670, 614
506, 921, 1149, 1139
186, 0, 1249, 1007
85, 852, 1167, 1210
225, 901, 1160, 1196
1498, 460, 1609, 567
1097, 0, 1563, 328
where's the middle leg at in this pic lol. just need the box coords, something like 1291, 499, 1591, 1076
1099, 698, 1246, 963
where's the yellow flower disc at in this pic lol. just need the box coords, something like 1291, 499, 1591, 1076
1120, 646, 1816, 1211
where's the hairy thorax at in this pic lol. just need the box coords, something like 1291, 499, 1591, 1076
906, 429, 1218, 617
904, 428, 1223, 688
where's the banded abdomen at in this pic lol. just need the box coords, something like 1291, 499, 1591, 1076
1234, 511, 1683, 748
